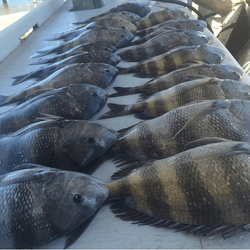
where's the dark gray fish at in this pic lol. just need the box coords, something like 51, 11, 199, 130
107, 99, 250, 165
35, 26, 134, 59
136, 18, 207, 37
131, 19, 207, 45
117, 45, 225, 76
12, 53, 119, 85
75, 3, 150, 24
0, 84, 108, 135
108, 141, 250, 239
0, 118, 118, 175
134, 8, 189, 30
101, 78, 250, 119
0, 165, 109, 249
31, 42, 117, 59
30, 50, 121, 66
118, 30, 213, 62
47, 18, 137, 42
0, 63, 118, 107
111, 63, 244, 98
74, 11, 142, 25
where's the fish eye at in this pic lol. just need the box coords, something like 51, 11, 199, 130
88, 137, 95, 143
105, 57, 111, 60
73, 194, 83, 203
120, 35, 125, 38
244, 92, 250, 96
91, 92, 98, 96
105, 69, 111, 73
122, 26, 126, 29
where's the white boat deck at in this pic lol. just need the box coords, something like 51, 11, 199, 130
1, 0, 250, 248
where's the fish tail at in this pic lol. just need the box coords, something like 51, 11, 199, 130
29, 58, 48, 65
0, 95, 9, 107
116, 67, 130, 75
11, 73, 31, 85
109, 87, 135, 97
99, 103, 132, 119
129, 37, 146, 46
117, 67, 138, 75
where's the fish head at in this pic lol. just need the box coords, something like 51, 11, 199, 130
60, 120, 118, 168
188, 31, 213, 45
93, 43, 117, 53
93, 51, 121, 66
185, 19, 207, 31
109, 27, 135, 48
43, 169, 109, 232
87, 63, 119, 88
221, 80, 250, 100
66, 84, 108, 119
197, 45, 226, 63
213, 64, 244, 80
119, 11, 141, 23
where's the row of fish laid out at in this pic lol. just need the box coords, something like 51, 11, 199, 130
3, 1, 250, 249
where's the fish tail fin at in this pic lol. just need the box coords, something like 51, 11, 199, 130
117, 66, 138, 75
11, 73, 31, 85
109, 87, 137, 97
0, 95, 9, 107
29, 58, 48, 65
99, 103, 132, 119
139, 91, 150, 99
116, 67, 129, 75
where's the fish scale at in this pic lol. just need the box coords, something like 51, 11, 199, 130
0, 167, 109, 248
109, 100, 250, 166
108, 141, 250, 230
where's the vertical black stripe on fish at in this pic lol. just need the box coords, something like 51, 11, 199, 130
138, 123, 162, 159
163, 54, 178, 74
153, 98, 168, 117
220, 154, 250, 221
146, 60, 161, 75
140, 166, 173, 220
176, 161, 227, 225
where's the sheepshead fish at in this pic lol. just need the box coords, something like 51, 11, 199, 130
74, 11, 141, 25
0, 84, 108, 135
108, 141, 250, 238
107, 99, 250, 165
30, 50, 121, 66
118, 30, 213, 62
134, 8, 189, 30
118, 45, 225, 76
0, 118, 118, 175
35, 26, 134, 58
76, 2, 150, 24
0, 63, 117, 107
31, 42, 117, 59
101, 78, 250, 119
47, 18, 137, 42
131, 19, 208, 46
136, 18, 207, 37
111, 63, 244, 98
0, 165, 109, 249
12, 57, 119, 85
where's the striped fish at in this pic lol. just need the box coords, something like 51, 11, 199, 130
74, 11, 141, 25
136, 18, 207, 37
107, 99, 250, 166
100, 77, 250, 119
108, 141, 250, 238
117, 45, 225, 76
47, 18, 137, 42
110, 63, 244, 98
131, 19, 207, 46
75, 2, 150, 24
134, 8, 189, 30
118, 30, 213, 62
